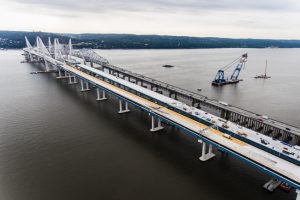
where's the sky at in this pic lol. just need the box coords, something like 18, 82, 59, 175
1, 0, 300, 39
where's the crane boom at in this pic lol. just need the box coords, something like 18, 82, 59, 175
230, 53, 247, 80
212, 53, 248, 86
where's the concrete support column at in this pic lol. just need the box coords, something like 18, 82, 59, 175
254, 121, 259, 131
151, 85, 155, 91
239, 116, 244, 125
256, 122, 260, 130
96, 88, 107, 101
141, 82, 148, 88
80, 79, 84, 90
68, 74, 72, 83
174, 93, 178, 100
282, 133, 287, 141
235, 114, 239, 122
58, 69, 62, 77
80, 79, 90, 92
228, 112, 232, 121
296, 190, 300, 200
241, 117, 248, 126
68, 74, 78, 84
208, 143, 213, 154
248, 120, 253, 128
56, 69, 62, 78
150, 116, 164, 132
226, 111, 231, 120
269, 129, 274, 137
29, 53, 33, 62
252, 120, 256, 129
232, 113, 236, 121
56, 69, 69, 79
198, 140, 215, 161
44, 60, 49, 71
118, 99, 130, 114
262, 125, 266, 134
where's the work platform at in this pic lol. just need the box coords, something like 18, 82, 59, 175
211, 79, 240, 86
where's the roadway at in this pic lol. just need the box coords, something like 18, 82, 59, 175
60, 62, 300, 189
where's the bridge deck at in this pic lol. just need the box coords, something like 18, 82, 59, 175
61, 63, 300, 189
73, 62, 300, 164
101, 63, 300, 138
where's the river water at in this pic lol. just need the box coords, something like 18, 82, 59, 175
0, 49, 299, 200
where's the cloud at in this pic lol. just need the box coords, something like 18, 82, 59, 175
10, 0, 300, 14
1, 0, 300, 39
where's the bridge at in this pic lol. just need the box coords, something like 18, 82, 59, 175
23, 36, 300, 200
72, 51, 300, 145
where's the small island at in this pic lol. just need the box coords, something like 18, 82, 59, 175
162, 64, 174, 68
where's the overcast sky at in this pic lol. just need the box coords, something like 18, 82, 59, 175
1, 0, 300, 39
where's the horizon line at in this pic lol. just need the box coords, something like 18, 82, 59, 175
1, 30, 300, 41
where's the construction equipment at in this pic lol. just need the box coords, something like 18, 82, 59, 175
212, 53, 248, 86
254, 60, 271, 79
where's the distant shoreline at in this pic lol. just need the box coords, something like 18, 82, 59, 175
4, 47, 300, 50
1, 30, 300, 49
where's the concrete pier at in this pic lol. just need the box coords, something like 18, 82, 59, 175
96, 88, 107, 101
118, 99, 130, 114
198, 139, 215, 161
80, 79, 90, 92
150, 116, 164, 132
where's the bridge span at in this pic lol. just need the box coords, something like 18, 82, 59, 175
73, 50, 300, 144
23, 36, 300, 200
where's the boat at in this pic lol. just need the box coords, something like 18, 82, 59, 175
254, 60, 271, 79
263, 178, 281, 192
279, 182, 293, 192
162, 64, 174, 68
197, 88, 202, 91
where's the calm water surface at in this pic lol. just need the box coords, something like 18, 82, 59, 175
0, 49, 299, 200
